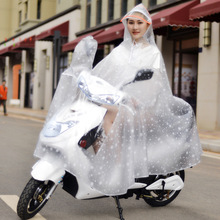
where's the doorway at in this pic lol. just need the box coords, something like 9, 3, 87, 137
173, 38, 199, 113
38, 50, 46, 109
24, 72, 34, 108
12, 64, 21, 99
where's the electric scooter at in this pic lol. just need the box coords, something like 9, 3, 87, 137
17, 68, 185, 220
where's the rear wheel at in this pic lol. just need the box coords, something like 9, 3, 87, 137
17, 178, 56, 220
143, 170, 185, 207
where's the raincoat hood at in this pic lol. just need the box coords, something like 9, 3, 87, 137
121, 4, 155, 46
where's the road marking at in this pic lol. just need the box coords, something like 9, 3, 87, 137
0, 195, 46, 220
202, 151, 220, 160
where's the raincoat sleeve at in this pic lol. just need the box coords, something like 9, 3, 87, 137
122, 47, 171, 110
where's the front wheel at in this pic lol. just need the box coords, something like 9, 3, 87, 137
143, 170, 185, 207
17, 178, 56, 220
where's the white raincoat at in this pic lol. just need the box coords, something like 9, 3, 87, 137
34, 4, 202, 195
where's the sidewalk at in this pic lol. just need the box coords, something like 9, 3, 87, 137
199, 130, 220, 154
6, 106, 47, 122
3, 106, 220, 154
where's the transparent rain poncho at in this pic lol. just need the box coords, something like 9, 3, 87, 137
34, 4, 202, 195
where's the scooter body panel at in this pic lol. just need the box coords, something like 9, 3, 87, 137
33, 100, 107, 185
75, 177, 104, 199
145, 175, 184, 191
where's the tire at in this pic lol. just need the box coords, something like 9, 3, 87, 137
17, 177, 56, 220
143, 170, 185, 207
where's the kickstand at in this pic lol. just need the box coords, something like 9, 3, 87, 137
113, 196, 125, 220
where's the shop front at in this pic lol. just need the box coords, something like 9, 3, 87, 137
190, 0, 220, 130
151, 0, 200, 114
151, 0, 220, 130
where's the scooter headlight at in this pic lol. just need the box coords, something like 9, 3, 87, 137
43, 120, 78, 137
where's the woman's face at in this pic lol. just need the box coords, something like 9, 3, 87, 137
127, 14, 149, 42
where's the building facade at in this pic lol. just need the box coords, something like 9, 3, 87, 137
0, 0, 219, 131
0, 0, 80, 109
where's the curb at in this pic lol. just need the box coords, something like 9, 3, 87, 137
201, 140, 220, 154
7, 108, 47, 122
8, 112, 46, 121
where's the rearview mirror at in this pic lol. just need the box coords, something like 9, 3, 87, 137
121, 69, 154, 89
134, 69, 154, 82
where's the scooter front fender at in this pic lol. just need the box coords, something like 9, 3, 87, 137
31, 159, 65, 184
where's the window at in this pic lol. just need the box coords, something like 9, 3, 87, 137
37, 0, 41, 19
86, 0, 91, 28
121, 0, 128, 16
135, 0, 142, 4
108, 0, 114, 21
149, 0, 157, 7
96, 0, 102, 25
173, 38, 199, 113
19, 11, 22, 25
25, 2, 28, 19
149, 0, 176, 7
60, 55, 68, 76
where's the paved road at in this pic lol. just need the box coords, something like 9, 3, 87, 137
0, 115, 220, 220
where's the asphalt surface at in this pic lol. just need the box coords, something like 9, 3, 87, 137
0, 115, 220, 220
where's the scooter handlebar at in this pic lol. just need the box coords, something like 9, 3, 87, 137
77, 71, 126, 106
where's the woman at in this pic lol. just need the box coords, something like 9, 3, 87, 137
35, 4, 202, 195
93, 6, 152, 153
87, 4, 202, 194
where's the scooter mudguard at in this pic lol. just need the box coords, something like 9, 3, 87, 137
31, 159, 65, 184
146, 175, 184, 191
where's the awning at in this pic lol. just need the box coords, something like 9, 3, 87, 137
94, 23, 124, 44
62, 29, 104, 52
0, 46, 20, 56
152, 0, 199, 35
190, 0, 220, 22
36, 21, 69, 40
12, 36, 35, 50
0, 46, 11, 56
